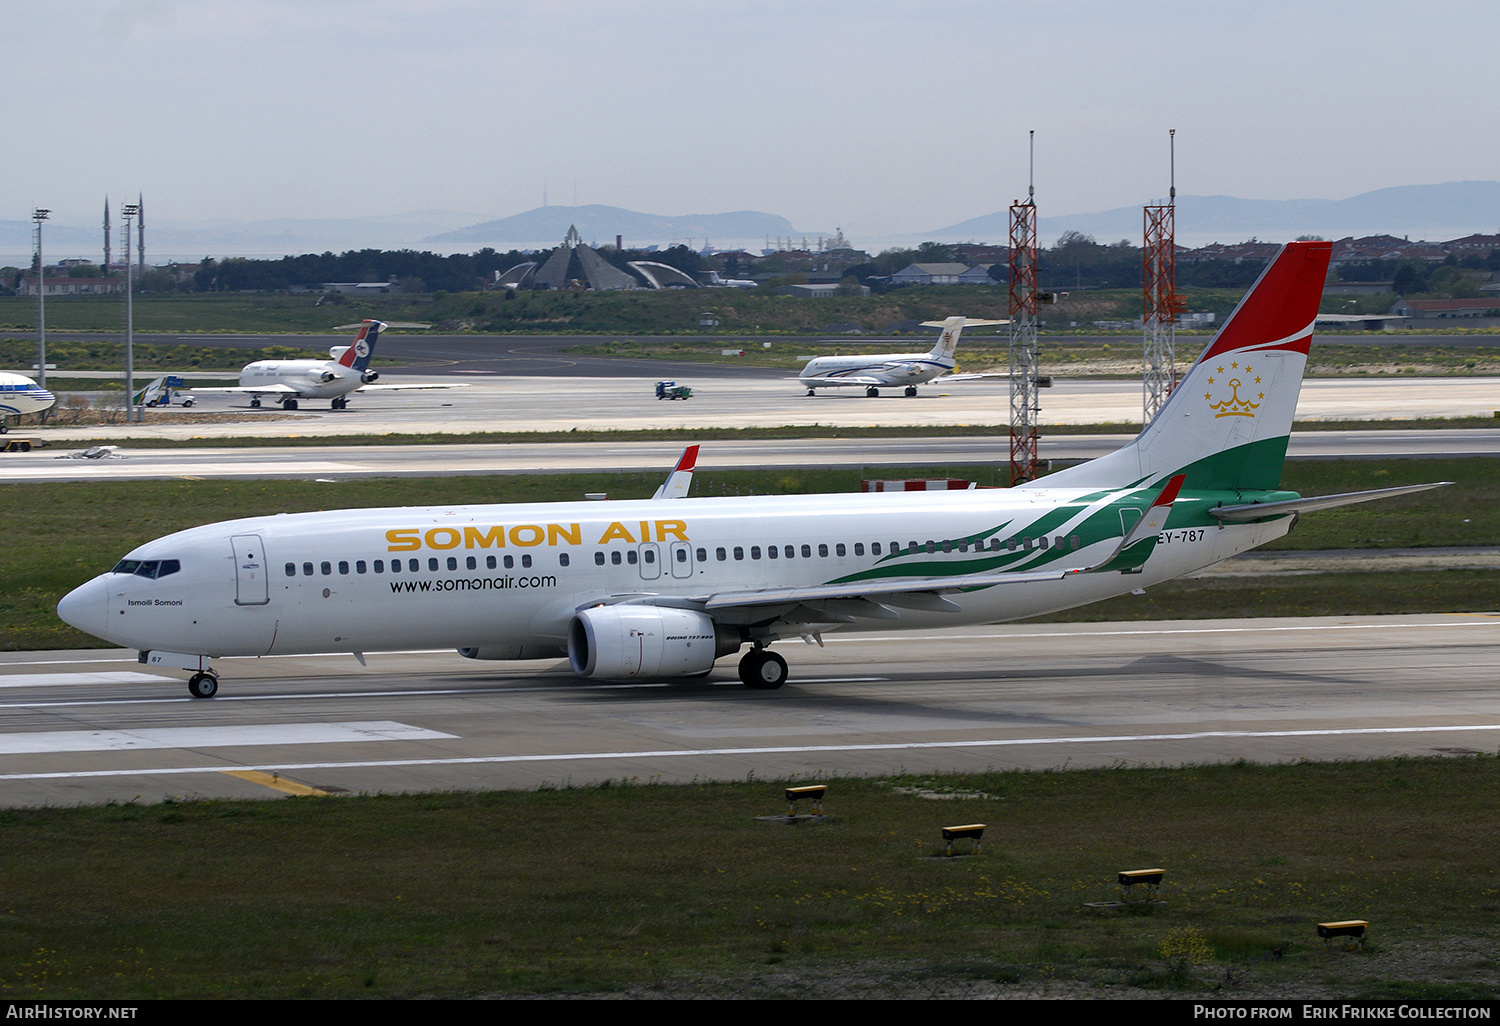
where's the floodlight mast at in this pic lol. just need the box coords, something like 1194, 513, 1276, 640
122, 203, 141, 423
32, 209, 49, 399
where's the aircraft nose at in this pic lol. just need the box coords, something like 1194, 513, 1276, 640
57, 577, 111, 641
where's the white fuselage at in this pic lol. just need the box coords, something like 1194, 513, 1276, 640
239, 360, 363, 400
0, 371, 57, 417
798, 351, 953, 387
58, 486, 1288, 663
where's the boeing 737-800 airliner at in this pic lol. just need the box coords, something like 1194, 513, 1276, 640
58, 241, 1444, 698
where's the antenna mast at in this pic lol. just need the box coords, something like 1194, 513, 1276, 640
1008, 131, 1044, 485
1143, 129, 1182, 424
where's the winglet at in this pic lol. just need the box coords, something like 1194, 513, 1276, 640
1087, 473, 1185, 573
651, 445, 700, 500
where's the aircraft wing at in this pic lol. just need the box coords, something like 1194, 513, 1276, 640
795, 375, 887, 388
1207, 482, 1450, 522
698, 475, 1185, 618
192, 384, 300, 396
932, 371, 1010, 383
353, 383, 468, 392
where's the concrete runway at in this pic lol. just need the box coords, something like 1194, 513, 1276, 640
12, 372, 1500, 445
3, 613, 1498, 807
8, 429, 1500, 484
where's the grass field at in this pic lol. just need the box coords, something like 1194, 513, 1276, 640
1, 458, 1494, 651
3, 758, 1498, 998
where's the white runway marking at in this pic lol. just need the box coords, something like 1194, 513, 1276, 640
2, 722, 1496, 780
0, 721, 456, 755
0, 672, 175, 689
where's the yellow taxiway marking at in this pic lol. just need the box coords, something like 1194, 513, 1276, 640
222, 770, 328, 796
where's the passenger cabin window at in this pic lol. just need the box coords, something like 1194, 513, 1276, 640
303, 562, 314, 576
357, 561, 367, 574
595, 552, 606, 566
559, 553, 570, 567
285, 563, 296, 577
339, 561, 350, 575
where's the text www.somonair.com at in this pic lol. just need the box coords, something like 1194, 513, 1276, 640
390, 575, 557, 593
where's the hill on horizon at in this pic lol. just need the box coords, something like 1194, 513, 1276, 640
928, 181, 1500, 248
425, 205, 801, 250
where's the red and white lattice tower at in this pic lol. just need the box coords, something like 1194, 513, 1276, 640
1008, 137, 1042, 485
1142, 129, 1183, 425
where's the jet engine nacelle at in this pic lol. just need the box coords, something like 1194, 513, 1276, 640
457, 644, 566, 660
568, 606, 741, 680
316, 369, 338, 383
361, 370, 379, 384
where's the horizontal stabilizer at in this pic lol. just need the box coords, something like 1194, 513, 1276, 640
1208, 482, 1451, 522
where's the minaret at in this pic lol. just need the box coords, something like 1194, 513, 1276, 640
103, 197, 111, 273
136, 193, 145, 268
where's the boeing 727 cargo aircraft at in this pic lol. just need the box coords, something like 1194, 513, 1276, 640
58, 241, 1444, 698
196, 320, 459, 410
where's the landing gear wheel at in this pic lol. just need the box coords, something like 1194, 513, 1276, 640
282, 398, 298, 410
806, 388, 815, 397
904, 385, 917, 397
865, 386, 880, 398
250, 398, 261, 408
738, 649, 788, 690
332, 397, 347, 410
187, 673, 219, 699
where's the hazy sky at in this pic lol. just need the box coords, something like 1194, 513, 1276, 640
7, 0, 1499, 245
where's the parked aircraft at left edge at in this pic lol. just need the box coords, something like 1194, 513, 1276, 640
193, 319, 461, 410
0, 371, 56, 431
57, 241, 1447, 700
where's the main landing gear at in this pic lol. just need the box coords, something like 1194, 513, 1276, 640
865, 386, 880, 397
280, 398, 299, 410
904, 385, 918, 397
331, 396, 348, 410
738, 647, 788, 690
187, 672, 219, 699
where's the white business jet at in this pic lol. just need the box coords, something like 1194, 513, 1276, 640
0, 371, 57, 431
197, 320, 458, 410
59, 242, 1446, 698
798, 315, 1007, 397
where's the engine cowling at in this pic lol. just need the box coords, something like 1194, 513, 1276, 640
457, 644, 566, 660
361, 370, 379, 384
568, 606, 740, 680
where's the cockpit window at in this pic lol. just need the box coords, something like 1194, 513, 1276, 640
111, 558, 181, 579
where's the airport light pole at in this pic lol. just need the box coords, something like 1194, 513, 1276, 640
32, 209, 49, 401
122, 203, 141, 423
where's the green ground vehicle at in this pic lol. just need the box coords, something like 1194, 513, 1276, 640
655, 380, 692, 400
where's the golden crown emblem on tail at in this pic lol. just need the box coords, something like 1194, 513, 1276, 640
1204, 362, 1262, 419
